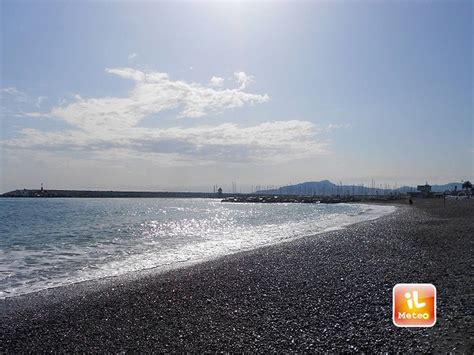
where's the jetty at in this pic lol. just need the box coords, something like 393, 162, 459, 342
0, 189, 223, 199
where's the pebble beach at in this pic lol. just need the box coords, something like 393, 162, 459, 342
1, 198, 472, 352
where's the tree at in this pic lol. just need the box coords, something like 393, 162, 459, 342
462, 181, 472, 195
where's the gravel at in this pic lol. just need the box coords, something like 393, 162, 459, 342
1, 198, 472, 352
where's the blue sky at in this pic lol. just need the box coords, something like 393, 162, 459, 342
1, 1, 472, 192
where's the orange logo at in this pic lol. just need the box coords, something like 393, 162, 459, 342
393, 283, 436, 327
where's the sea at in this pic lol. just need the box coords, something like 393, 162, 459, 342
0, 198, 395, 298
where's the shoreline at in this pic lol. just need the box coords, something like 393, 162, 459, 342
1, 199, 472, 351
0, 202, 395, 301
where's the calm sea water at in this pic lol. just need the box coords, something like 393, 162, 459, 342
0, 198, 395, 298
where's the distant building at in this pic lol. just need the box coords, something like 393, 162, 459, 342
408, 183, 432, 198
417, 183, 431, 194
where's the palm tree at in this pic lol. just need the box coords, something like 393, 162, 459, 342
462, 181, 472, 196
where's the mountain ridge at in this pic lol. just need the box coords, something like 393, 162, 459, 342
256, 180, 465, 196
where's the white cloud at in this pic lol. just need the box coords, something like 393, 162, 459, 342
1, 87, 29, 102
326, 123, 351, 131
4, 120, 326, 163
128, 53, 138, 60
15, 111, 49, 118
209, 76, 224, 87
48, 67, 269, 131
234, 71, 254, 90
2, 68, 329, 164
35, 96, 48, 108
105, 67, 147, 82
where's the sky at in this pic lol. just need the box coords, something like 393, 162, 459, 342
0, 1, 472, 193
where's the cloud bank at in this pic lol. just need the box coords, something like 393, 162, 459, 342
209, 76, 224, 87
3, 68, 328, 164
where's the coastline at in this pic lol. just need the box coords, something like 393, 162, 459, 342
0, 202, 395, 300
1, 199, 472, 352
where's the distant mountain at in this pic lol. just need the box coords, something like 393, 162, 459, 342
256, 180, 465, 196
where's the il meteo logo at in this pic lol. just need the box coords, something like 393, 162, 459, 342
393, 283, 436, 327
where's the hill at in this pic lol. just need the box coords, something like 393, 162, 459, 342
256, 180, 464, 196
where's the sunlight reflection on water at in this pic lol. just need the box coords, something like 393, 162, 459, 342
0, 198, 395, 298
